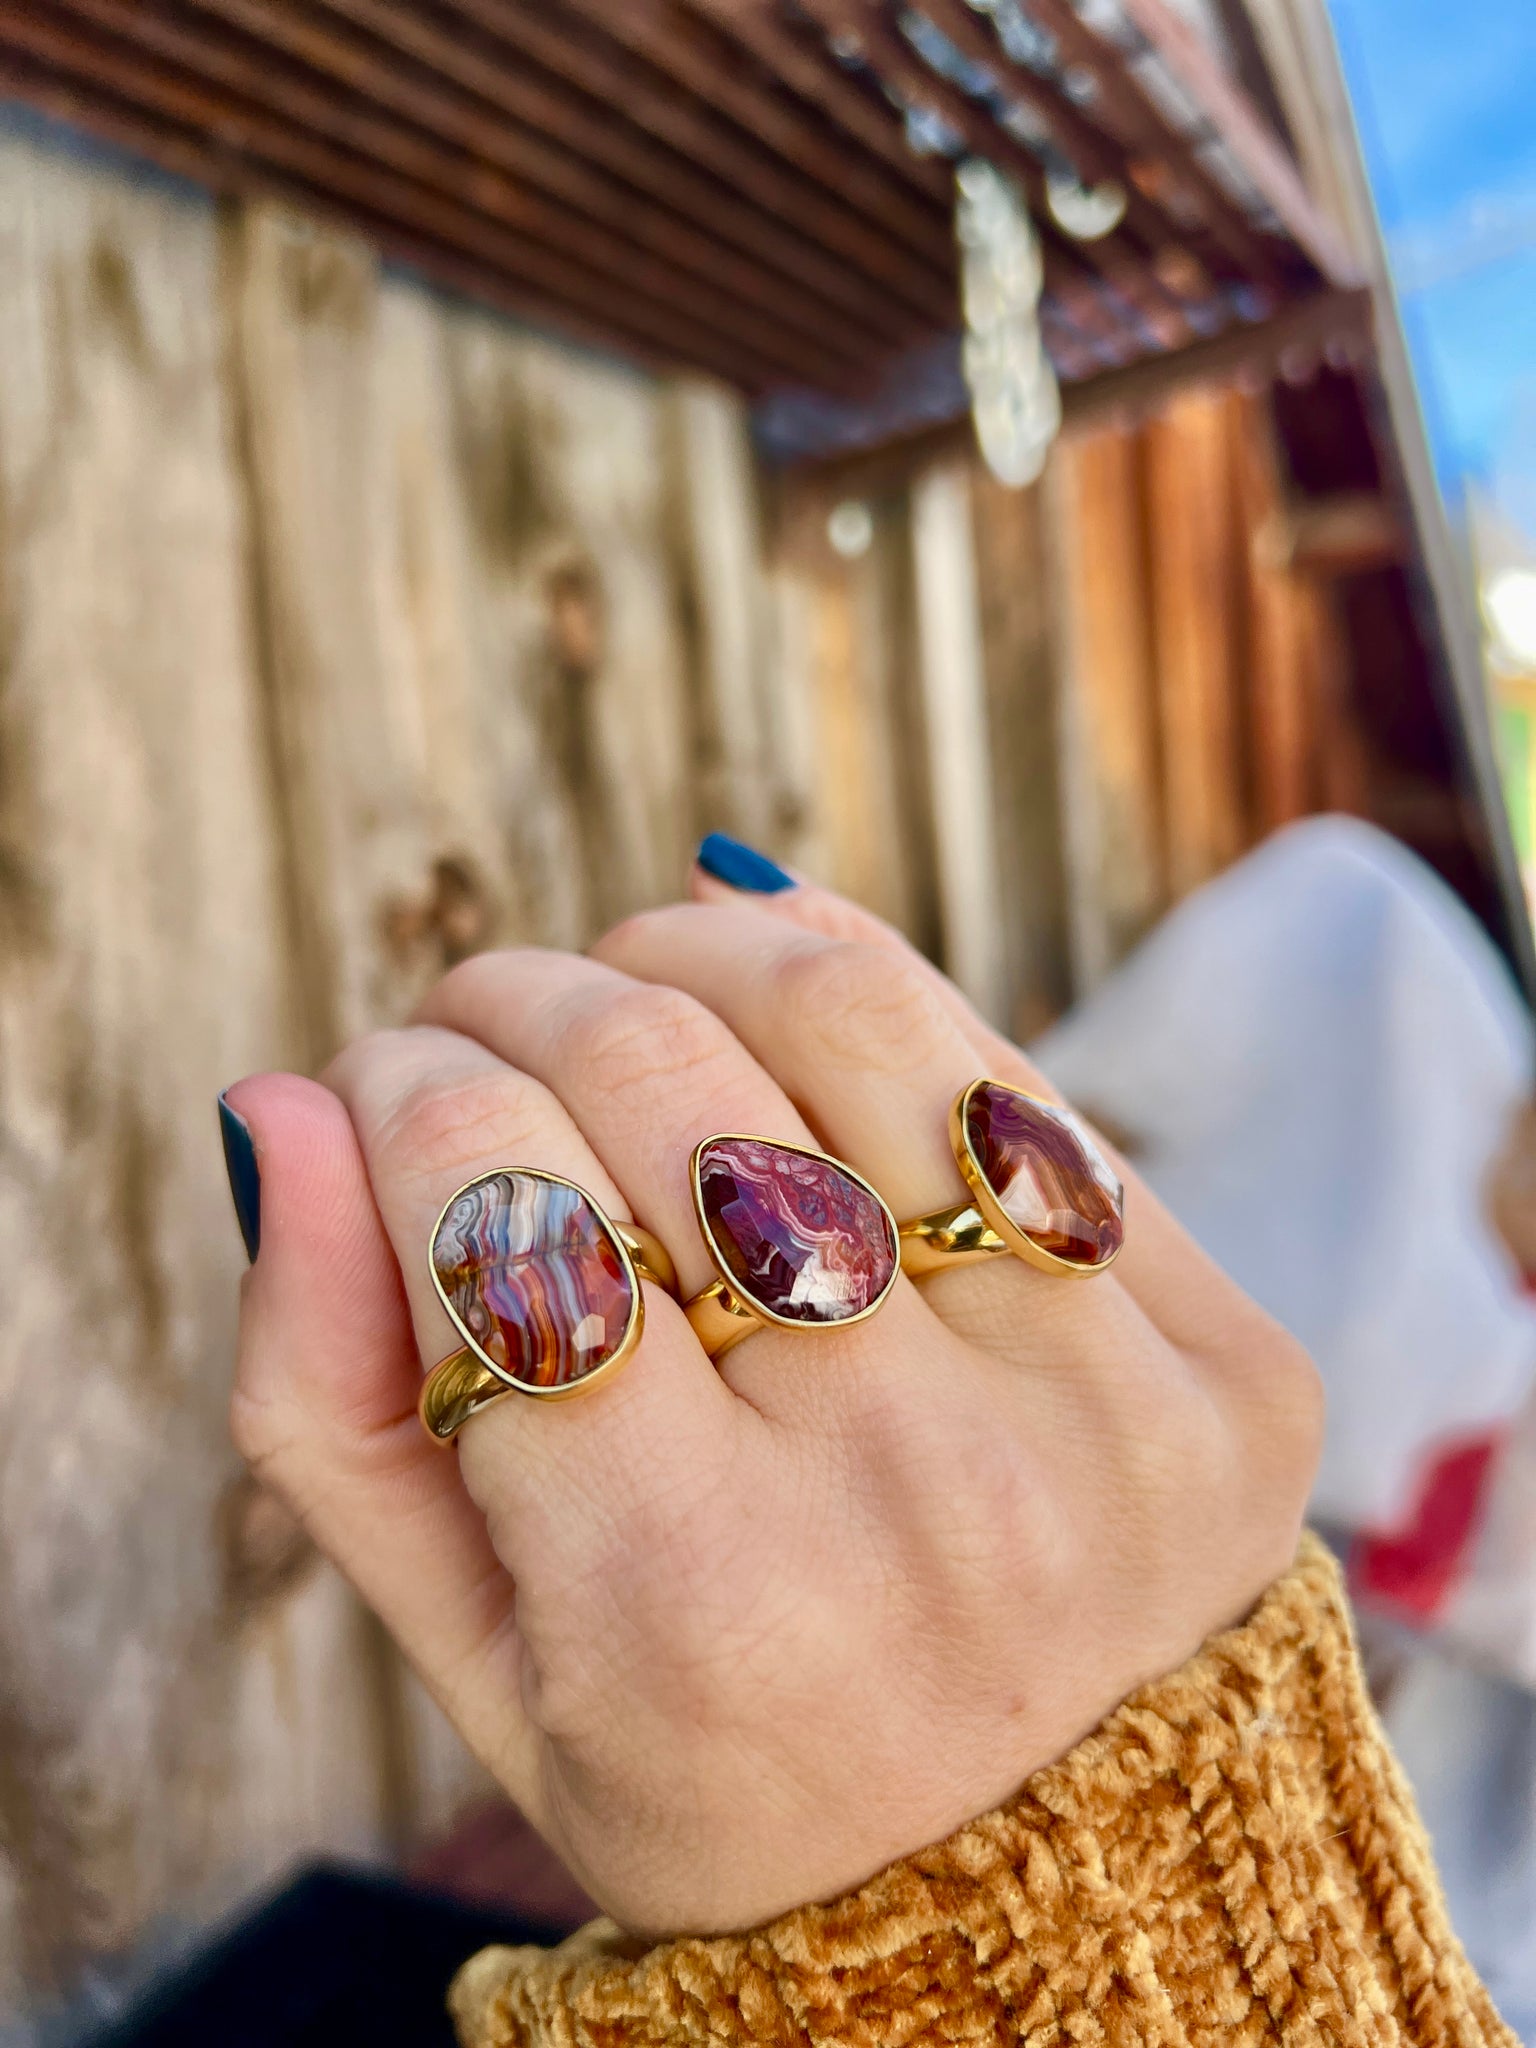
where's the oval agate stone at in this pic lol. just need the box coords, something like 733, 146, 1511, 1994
696, 1137, 897, 1325
964, 1081, 1124, 1269
432, 1171, 636, 1390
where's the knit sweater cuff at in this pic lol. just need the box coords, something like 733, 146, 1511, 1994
449, 1535, 1513, 2048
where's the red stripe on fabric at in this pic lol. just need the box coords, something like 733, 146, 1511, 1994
1350, 1432, 1503, 1624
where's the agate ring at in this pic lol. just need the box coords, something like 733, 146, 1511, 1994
681, 1135, 900, 1362
898, 1079, 1124, 1281
418, 1167, 677, 1443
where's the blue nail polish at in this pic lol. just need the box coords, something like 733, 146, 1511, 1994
696, 832, 795, 895
219, 1094, 261, 1264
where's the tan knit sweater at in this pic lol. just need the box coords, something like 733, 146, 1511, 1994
450, 1537, 1513, 2048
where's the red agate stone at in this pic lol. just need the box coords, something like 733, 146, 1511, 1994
432, 1171, 635, 1390
965, 1082, 1123, 1268
696, 1138, 897, 1324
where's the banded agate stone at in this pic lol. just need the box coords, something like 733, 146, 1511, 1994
696, 1137, 897, 1324
432, 1170, 635, 1390
964, 1081, 1123, 1269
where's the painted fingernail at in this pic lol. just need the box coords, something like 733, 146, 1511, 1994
696, 832, 795, 895
219, 1093, 261, 1264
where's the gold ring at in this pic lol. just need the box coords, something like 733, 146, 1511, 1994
681, 1135, 900, 1361
899, 1079, 1124, 1280
418, 1168, 676, 1444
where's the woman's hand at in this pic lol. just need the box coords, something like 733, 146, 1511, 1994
226, 867, 1322, 1937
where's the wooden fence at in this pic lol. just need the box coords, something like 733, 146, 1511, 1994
0, 109, 1364, 2019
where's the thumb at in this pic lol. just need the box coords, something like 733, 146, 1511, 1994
220, 1071, 539, 1804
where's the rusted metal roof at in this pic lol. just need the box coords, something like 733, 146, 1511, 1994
0, 0, 1363, 447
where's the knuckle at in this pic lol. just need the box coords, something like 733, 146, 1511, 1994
879, 1393, 1068, 1607
416, 948, 560, 1031
321, 1026, 399, 1095
423, 949, 508, 1019
943, 1438, 1059, 1588
777, 942, 952, 1076
1263, 1329, 1327, 1486
1194, 1325, 1324, 1584
566, 982, 735, 1100
595, 904, 693, 959
372, 1070, 540, 1186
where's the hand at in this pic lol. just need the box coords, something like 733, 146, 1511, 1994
226, 869, 1322, 1936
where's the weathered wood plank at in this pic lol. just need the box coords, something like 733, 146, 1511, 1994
909, 464, 1008, 1023
1236, 391, 1318, 833
762, 479, 936, 943
229, 203, 491, 1046
1144, 390, 1251, 899
0, 121, 389, 2011
439, 294, 698, 937
665, 382, 775, 852
969, 469, 1071, 1039
1045, 429, 1168, 991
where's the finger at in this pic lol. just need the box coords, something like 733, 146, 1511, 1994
600, 904, 1000, 1227
691, 862, 1010, 1064
686, 869, 1266, 1360
320, 1026, 741, 1596
222, 1072, 540, 1807
413, 951, 946, 1424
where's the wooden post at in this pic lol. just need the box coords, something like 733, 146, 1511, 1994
909, 463, 1007, 1022
762, 476, 937, 942
1235, 390, 1319, 833
970, 468, 1071, 1038
1144, 389, 1251, 899
666, 382, 775, 850
1046, 429, 1168, 991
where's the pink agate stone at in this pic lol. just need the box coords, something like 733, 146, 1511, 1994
965, 1082, 1123, 1269
432, 1171, 635, 1389
696, 1138, 897, 1324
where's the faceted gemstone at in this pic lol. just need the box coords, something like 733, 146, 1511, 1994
432, 1171, 635, 1390
965, 1081, 1123, 1268
696, 1138, 897, 1325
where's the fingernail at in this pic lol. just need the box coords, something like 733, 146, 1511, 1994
219, 1093, 261, 1264
696, 832, 795, 895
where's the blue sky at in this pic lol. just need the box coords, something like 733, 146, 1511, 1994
1328, 0, 1536, 520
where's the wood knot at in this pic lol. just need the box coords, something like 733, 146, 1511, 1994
380, 854, 495, 972
544, 555, 605, 680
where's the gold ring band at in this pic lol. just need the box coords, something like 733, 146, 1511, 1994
897, 1200, 1010, 1278
682, 1278, 771, 1362
898, 1080, 1125, 1281
610, 1223, 677, 1293
419, 1184, 675, 1444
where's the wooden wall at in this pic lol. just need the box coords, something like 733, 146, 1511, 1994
0, 111, 1371, 2022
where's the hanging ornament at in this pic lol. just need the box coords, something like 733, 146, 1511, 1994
1046, 169, 1127, 239
955, 157, 1061, 488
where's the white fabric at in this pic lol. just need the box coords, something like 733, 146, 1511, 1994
1029, 816, 1536, 2032
1032, 815, 1536, 1531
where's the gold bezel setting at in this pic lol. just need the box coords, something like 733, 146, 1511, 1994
950, 1078, 1124, 1279
688, 1133, 901, 1339
428, 1166, 646, 1403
